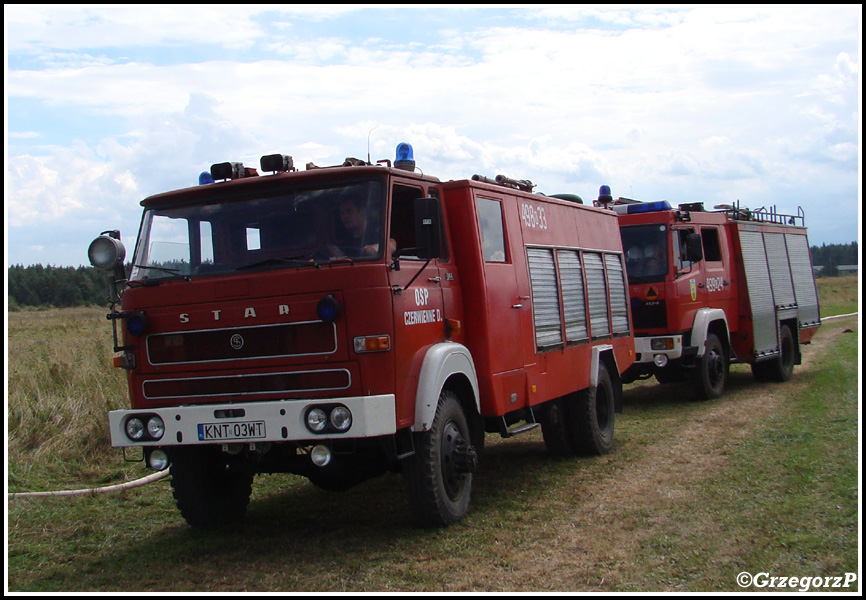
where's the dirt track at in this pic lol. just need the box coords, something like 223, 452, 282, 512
452, 315, 858, 591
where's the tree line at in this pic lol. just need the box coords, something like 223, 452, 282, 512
809, 242, 858, 277
8, 264, 118, 310
6, 242, 859, 309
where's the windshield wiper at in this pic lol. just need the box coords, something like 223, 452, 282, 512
128, 264, 191, 286
235, 256, 319, 271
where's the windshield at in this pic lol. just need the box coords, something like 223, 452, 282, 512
620, 224, 669, 283
130, 179, 386, 282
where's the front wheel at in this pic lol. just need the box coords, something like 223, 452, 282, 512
170, 446, 253, 528
692, 333, 727, 400
403, 390, 475, 527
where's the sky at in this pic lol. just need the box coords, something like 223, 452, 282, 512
5, 5, 862, 268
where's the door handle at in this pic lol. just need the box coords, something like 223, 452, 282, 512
512, 304, 523, 309
428, 276, 441, 283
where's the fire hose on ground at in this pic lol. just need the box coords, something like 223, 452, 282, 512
8, 469, 169, 499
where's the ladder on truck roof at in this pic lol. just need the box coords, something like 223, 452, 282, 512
713, 201, 806, 228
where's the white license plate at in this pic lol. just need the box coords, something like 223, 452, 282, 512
197, 420, 266, 441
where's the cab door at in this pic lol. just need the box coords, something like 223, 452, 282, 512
699, 225, 736, 316
388, 182, 446, 422
672, 227, 707, 328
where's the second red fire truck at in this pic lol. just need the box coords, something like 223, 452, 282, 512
597, 185, 821, 400
88, 145, 635, 528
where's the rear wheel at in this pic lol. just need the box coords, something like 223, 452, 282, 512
170, 446, 253, 528
692, 333, 727, 400
403, 390, 475, 527
567, 362, 615, 455
540, 397, 576, 457
752, 324, 796, 382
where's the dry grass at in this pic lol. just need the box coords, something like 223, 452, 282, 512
6, 277, 859, 592
8, 307, 129, 485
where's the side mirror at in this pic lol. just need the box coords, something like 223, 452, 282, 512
684, 233, 703, 262
414, 196, 441, 260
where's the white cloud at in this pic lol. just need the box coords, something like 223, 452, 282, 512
6, 5, 265, 52
5, 5, 861, 266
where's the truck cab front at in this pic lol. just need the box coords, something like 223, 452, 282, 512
89, 153, 451, 487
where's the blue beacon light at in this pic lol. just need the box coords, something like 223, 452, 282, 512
395, 143, 415, 171
598, 185, 613, 204
627, 200, 672, 214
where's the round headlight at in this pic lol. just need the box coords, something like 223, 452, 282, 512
88, 236, 126, 270
125, 417, 145, 441
147, 448, 170, 470
146, 416, 165, 440
310, 444, 332, 467
305, 408, 328, 433
330, 406, 352, 432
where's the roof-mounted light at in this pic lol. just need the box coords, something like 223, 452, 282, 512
199, 171, 215, 185
598, 185, 613, 204
210, 162, 259, 181
261, 154, 294, 173
211, 162, 244, 181
395, 143, 415, 172
613, 200, 672, 215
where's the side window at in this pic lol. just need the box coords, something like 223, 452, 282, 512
390, 184, 424, 259
701, 227, 722, 262
675, 227, 695, 271
476, 197, 507, 262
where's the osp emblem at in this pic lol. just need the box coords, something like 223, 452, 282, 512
690, 279, 697, 301
230, 334, 245, 350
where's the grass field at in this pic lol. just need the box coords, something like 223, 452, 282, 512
6, 275, 860, 592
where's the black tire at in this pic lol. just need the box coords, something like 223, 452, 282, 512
691, 332, 727, 400
306, 457, 387, 493
566, 362, 615, 455
655, 365, 686, 384
540, 397, 576, 457
751, 324, 795, 383
307, 466, 366, 493
170, 446, 253, 528
403, 390, 474, 527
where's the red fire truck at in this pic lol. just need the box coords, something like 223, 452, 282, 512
598, 185, 821, 400
88, 145, 635, 528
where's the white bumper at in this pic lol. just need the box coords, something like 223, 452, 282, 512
633, 335, 684, 363
108, 395, 396, 447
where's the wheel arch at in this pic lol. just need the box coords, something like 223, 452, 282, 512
691, 308, 731, 359
592, 344, 623, 414
412, 342, 480, 433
